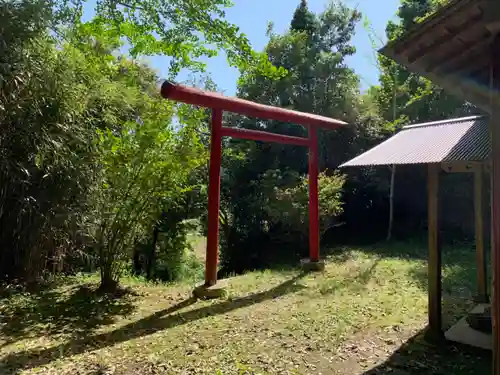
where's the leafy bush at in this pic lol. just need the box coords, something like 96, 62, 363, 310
0, 0, 283, 288
85, 103, 207, 290
219, 168, 346, 274
0, 3, 112, 282
154, 219, 204, 282
262, 169, 346, 239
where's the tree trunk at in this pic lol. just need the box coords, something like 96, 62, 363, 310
146, 224, 159, 280
99, 268, 118, 292
387, 69, 398, 241
132, 246, 141, 276
387, 164, 396, 241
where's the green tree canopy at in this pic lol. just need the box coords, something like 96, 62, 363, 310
0, 0, 211, 287
376, 0, 475, 126
290, 0, 317, 35
52, 0, 287, 78
217, 1, 364, 273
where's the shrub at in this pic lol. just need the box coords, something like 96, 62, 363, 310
219, 168, 346, 274
262, 169, 346, 239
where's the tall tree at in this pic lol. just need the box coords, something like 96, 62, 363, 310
218, 1, 364, 273
376, 0, 475, 124
55, 0, 286, 78
373, 0, 481, 239
0, 0, 229, 287
290, 0, 317, 35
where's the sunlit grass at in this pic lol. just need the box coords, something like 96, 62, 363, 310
0, 241, 489, 374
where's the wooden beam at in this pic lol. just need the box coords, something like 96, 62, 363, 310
383, 39, 493, 113
446, 56, 490, 82
160, 81, 346, 129
428, 31, 492, 73
427, 163, 443, 339
474, 165, 489, 303
407, 11, 484, 64
441, 161, 483, 173
391, 0, 479, 54
220, 126, 310, 147
491, 34, 500, 375
486, 159, 493, 173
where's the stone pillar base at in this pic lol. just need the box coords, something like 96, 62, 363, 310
300, 258, 326, 272
192, 283, 227, 300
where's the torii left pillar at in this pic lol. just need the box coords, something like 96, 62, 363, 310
159, 81, 346, 298
205, 109, 223, 289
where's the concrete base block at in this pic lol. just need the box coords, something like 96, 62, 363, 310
192, 283, 227, 300
445, 303, 492, 350
473, 294, 490, 304
300, 258, 326, 272
424, 327, 445, 345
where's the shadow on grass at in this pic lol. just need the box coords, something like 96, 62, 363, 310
405, 242, 480, 326
324, 238, 432, 261
363, 328, 491, 375
0, 277, 70, 301
329, 240, 479, 306
324, 239, 481, 331
326, 238, 477, 267
337, 240, 490, 374
0, 283, 137, 346
0, 271, 308, 374
318, 257, 381, 295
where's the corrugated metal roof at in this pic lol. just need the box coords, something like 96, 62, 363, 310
340, 115, 490, 167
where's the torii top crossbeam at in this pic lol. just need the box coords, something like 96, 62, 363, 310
159, 81, 346, 291
160, 81, 346, 129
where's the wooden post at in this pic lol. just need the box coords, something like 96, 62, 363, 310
491, 34, 500, 375
205, 109, 223, 287
308, 125, 320, 263
474, 166, 489, 303
427, 163, 442, 339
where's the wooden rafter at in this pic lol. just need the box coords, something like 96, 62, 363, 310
407, 11, 484, 64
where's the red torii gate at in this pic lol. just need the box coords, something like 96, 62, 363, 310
160, 81, 346, 294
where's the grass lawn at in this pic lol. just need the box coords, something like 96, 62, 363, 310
0, 241, 491, 375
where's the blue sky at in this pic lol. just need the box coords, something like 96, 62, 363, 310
84, 0, 401, 95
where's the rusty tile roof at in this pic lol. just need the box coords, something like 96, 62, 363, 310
340, 115, 490, 167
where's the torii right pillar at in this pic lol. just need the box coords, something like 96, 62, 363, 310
491, 33, 500, 375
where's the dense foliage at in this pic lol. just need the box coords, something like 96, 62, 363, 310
1, 0, 480, 287
372, 0, 482, 240
215, 1, 371, 272
0, 0, 277, 288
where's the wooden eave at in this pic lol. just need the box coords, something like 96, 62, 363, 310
380, 0, 500, 114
